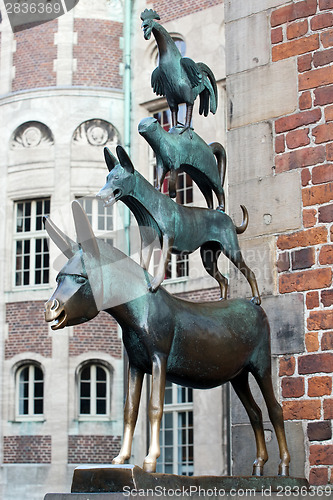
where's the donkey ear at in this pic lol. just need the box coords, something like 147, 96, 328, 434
44, 216, 77, 259
104, 147, 118, 172
116, 145, 134, 174
72, 200, 100, 258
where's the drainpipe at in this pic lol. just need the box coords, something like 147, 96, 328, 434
123, 0, 132, 254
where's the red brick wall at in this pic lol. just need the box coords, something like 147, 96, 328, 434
73, 19, 123, 88
70, 311, 122, 358
12, 20, 57, 91
68, 435, 121, 464
176, 286, 220, 301
3, 435, 51, 463
271, 0, 333, 486
147, 0, 223, 23
5, 301, 52, 359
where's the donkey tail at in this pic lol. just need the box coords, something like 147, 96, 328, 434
235, 205, 248, 234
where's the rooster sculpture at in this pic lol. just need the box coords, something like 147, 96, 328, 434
141, 9, 218, 132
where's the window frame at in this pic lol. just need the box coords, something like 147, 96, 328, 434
156, 381, 194, 476
149, 107, 192, 283
76, 196, 117, 247
15, 363, 44, 422
78, 362, 112, 421
13, 198, 50, 289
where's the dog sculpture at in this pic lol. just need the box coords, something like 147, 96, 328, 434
97, 145, 260, 304
44, 201, 290, 476
138, 117, 225, 209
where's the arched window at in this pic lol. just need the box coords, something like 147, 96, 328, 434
79, 363, 111, 418
16, 364, 44, 418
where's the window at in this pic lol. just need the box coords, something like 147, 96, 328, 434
76, 197, 114, 246
151, 108, 192, 280
156, 381, 194, 475
14, 198, 50, 287
16, 364, 44, 418
79, 363, 110, 418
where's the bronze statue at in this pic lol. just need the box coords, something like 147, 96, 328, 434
97, 146, 260, 304
138, 117, 226, 209
141, 9, 218, 132
44, 201, 290, 477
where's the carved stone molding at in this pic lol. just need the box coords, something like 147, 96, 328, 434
11, 121, 54, 149
72, 119, 121, 147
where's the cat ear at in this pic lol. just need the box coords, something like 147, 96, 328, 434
104, 147, 118, 172
116, 145, 134, 174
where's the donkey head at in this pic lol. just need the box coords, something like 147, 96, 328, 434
97, 146, 135, 207
44, 201, 102, 330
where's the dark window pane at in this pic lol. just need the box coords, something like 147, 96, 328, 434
97, 382, 106, 398
80, 399, 90, 414
34, 398, 43, 414
81, 366, 90, 380
35, 270, 41, 284
96, 367, 106, 381
34, 382, 43, 398
43, 269, 49, 283
80, 382, 90, 397
23, 271, 30, 285
97, 399, 106, 414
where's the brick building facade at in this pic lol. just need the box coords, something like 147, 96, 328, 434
0, 0, 331, 497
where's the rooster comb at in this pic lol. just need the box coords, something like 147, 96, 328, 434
140, 9, 160, 22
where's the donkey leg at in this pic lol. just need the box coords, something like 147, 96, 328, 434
231, 371, 268, 476
253, 369, 291, 476
112, 364, 144, 465
200, 243, 228, 299
144, 354, 167, 473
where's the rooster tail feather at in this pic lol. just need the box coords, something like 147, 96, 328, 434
197, 62, 218, 114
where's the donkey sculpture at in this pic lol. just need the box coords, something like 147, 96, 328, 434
44, 201, 290, 476
97, 145, 261, 304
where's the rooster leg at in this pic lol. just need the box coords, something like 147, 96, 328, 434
180, 104, 193, 136
171, 108, 178, 128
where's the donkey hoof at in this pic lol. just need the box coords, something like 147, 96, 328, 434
143, 458, 157, 474
252, 465, 264, 476
148, 280, 159, 293
278, 464, 289, 477
112, 455, 125, 465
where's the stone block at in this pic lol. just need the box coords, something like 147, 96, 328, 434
225, 0, 292, 22
227, 59, 297, 129
229, 170, 302, 238
226, 12, 270, 75
232, 421, 305, 477
262, 293, 305, 355
228, 236, 276, 300
227, 122, 273, 184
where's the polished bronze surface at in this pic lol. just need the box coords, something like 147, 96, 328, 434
140, 9, 218, 132
71, 465, 309, 494
97, 146, 260, 303
138, 117, 226, 209
45, 202, 289, 476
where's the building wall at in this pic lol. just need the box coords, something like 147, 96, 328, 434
0, 1, 125, 498
225, 0, 332, 485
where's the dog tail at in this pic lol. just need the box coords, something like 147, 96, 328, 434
235, 205, 248, 234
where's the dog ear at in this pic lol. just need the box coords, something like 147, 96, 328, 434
104, 147, 118, 172
116, 145, 135, 174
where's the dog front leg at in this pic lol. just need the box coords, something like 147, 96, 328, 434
149, 235, 173, 292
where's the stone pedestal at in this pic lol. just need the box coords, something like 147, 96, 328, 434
44, 464, 312, 499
